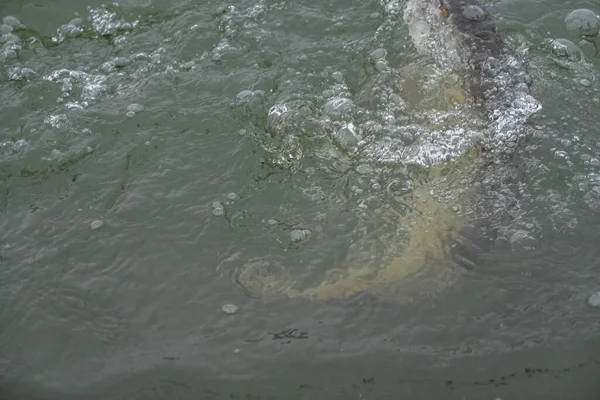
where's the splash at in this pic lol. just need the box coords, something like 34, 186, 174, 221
237, 0, 543, 304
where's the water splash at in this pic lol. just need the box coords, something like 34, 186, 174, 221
88, 4, 138, 37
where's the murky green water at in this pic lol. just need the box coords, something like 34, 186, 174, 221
1, 0, 600, 398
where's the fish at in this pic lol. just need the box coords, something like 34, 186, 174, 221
236, 0, 542, 305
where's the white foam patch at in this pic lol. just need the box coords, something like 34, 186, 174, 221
366, 125, 485, 166
43, 69, 108, 108
88, 5, 138, 36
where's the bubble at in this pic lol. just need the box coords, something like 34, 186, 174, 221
554, 150, 568, 159
356, 164, 373, 175
127, 103, 144, 113
509, 229, 530, 243
1, 33, 20, 44
580, 79, 592, 87
125, 111, 136, 118
44, 114, 69, 129
290, 229, 311, 242
2, 16, 22, 28
370, 48, 387, 62
90, 220, 104, 230
331, 71, 344, 83
589, 292, 600, 308
213, 207, 225, 216
55, 24, 83, 42
267, 219, 279, 226
565, 9, 600, 37
3, 49, 17, 59
389, 93, 403, 106
322, 97, 354, 115
235, 90, 255, 105
549, 38, 582, 61
101, 61, 115, 74
212, 201, 223, 209
333, 123, 360, 149
227, 192, 240, 200
113, 57, 129, 68
221, 303, 239, 314
462, 5, 487, 21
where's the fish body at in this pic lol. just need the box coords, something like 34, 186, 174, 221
240, 0, 541, 304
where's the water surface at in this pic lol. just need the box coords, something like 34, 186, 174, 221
1, 0, 600, 398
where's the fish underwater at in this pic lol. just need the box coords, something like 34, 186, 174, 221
235, 0, 542, 305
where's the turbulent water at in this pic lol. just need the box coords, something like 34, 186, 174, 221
1, 0, 600, 398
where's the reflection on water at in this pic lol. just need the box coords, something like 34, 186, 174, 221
1, 0, 600, 398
